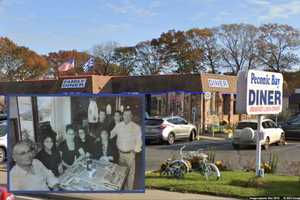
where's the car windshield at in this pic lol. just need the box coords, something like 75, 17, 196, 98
0, 124, 6, 137
236, 122, 257, 130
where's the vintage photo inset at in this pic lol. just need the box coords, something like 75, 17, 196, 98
8, 95, 144, 192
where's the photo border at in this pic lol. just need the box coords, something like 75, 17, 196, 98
6, 92, 146, 194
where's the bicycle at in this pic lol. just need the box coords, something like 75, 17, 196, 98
159, 146, 192, 178
160, 145, 221, 181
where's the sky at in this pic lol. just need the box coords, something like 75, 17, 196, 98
1, 0, 300, 55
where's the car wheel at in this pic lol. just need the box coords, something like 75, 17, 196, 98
189, 130, 196, 141
263, 137, 270, 150
232, 143, 240, 150
167, 133, 175, 145
0, 147, 5, 163
278, 133, 286, 146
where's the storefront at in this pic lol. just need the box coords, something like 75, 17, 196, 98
1, 73, 247, 135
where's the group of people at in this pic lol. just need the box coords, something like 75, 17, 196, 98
10, 102, 143, 191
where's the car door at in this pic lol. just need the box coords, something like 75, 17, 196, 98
284, 116, 300, 139
174, 117, 186, 138
268, 120, 281, 143
166, 118, 181, 137
176, 117, 190, 138
262, 121, 271, 141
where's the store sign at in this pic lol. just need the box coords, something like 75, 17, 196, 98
208, 79, 229, 88
61, 79, 87, 88
236, 70, 283, 115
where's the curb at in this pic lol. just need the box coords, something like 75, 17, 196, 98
198, 135, 228, 141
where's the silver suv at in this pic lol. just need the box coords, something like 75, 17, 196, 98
0, 121, 7, 163
145, 116, 197, 145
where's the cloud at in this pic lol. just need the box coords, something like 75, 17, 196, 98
106, 0, 159, 17
246, 0, 270, 6
259, 1, 300, 21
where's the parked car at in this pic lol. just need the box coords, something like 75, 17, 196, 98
0, 121, 7, 163
232, 119, 285, 150
0, 186, 15, 200
145, 116, 197, 145
280, 114, 300, 140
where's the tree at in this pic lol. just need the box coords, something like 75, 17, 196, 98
186, 28, 221, 74
0, 37, 48, 81
133, 40, 165, 75
91, 41, 120, 75
113, 46, 137, 75
217, 24, 259, 74
158, 30, 204, 73
256, 23, 300, 72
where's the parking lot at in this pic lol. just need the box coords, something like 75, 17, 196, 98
146, 138, 300, 175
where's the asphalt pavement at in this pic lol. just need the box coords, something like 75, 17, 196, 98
1, 136, 299, 200
146, 137, 300, 175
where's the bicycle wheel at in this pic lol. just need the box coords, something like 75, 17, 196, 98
204, 163, 221, 181
169, 161, 188, 176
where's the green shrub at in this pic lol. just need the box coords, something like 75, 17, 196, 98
268, 152, 279, 174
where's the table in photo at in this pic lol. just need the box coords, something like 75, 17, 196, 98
58, 157, 128, 191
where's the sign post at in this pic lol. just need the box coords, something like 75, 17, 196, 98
236, 70, 283, 177
256, 115, 263, 176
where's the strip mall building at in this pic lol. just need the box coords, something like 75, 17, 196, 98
2, 73, 257, 142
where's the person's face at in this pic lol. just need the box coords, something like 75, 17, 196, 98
66, 128, 75, 141
100, 131, 108, 144
114, 112, 121, 123
13, 144, 33, 167
99, 111, 106, 122
43, 137, 53, 150
78, 129, 85, 140
123, 110, 132, 124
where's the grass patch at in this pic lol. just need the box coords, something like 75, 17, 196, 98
145, 171, 300, 198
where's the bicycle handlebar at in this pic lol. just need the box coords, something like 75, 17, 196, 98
179, 145, 186, 158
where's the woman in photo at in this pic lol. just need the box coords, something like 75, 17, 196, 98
58, 124, 79, 170
74, 126, 94, 158
36, 135, 63, 177
98, 129, 115, 162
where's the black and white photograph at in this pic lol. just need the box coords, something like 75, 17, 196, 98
7, 95, 144, 192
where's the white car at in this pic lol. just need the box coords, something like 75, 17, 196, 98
0, 121, 7, 163
145, 116, 197, 145
232, 119, 285, 150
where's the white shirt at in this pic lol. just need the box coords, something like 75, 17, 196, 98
110, 121, 142, 153
88, 100, 98, 123
10, 159, 59, 191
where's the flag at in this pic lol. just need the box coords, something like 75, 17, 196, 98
58, 59, 75, 72
83, 57, 94, 72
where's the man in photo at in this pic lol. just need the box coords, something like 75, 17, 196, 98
10, 141, 60, 191
110, 108, 142, 190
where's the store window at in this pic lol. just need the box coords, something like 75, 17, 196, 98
17, 96, 35, 141
37, 96, 71, 143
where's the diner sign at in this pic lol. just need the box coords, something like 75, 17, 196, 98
208, 79, 229, 88
236, 70, 283, 115
61, 79, 87, 88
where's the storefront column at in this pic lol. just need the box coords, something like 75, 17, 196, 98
229, 94, 234, 125
145, 94, 151, 115
217, 92, 223, 120
202, 94, 210, 133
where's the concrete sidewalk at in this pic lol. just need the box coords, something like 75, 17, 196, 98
198, 135, 228, 141
46, 189, 239, 200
